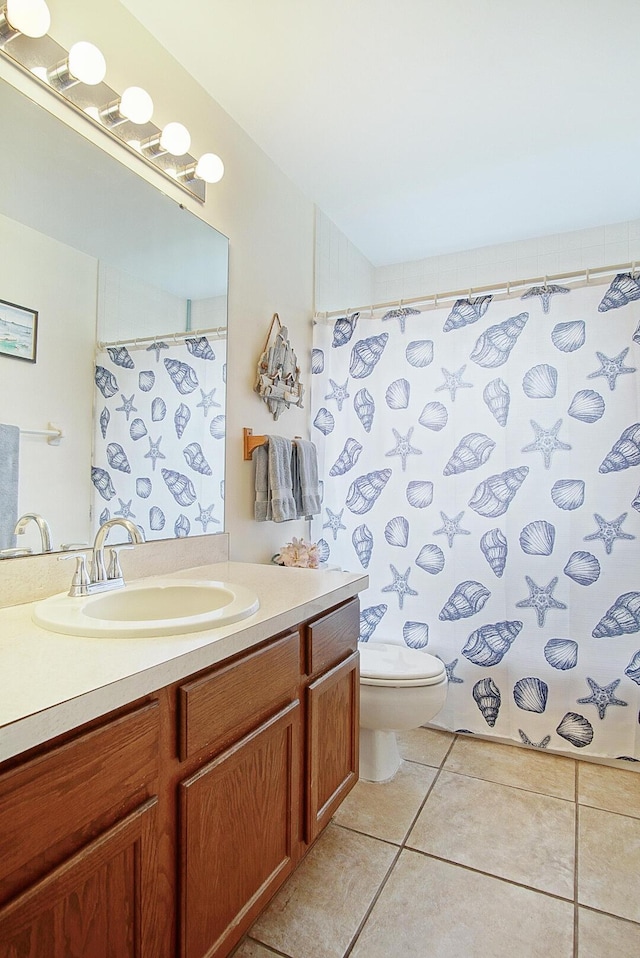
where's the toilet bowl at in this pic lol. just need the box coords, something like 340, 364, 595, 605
358, 641, 448, 782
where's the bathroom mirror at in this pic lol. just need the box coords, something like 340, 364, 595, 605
0, 76, 229, 557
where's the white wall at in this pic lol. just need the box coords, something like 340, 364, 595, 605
3, 0, 317, 564
316, 214, 640, 316
374, 220, 640, 304
0, 214, 96, 551
97, 265, 189, 341
315, 209, 375, 312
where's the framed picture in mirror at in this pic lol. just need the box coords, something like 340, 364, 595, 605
0, 298, 38, 364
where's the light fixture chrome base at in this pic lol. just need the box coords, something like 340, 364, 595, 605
0, 32, 206, 202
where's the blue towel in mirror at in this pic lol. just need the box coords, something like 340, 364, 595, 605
0, 424, 20, 550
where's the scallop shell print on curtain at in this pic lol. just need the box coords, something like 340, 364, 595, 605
311, 279, 640, 763
93, 336, 226, 542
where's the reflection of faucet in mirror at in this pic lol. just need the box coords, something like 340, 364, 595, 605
14, 513, 52, 554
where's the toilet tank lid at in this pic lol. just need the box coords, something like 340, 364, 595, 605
358, 642, 446, 681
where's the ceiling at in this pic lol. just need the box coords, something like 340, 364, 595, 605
122, 0, 640, 267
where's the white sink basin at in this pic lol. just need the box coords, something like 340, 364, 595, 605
33, 578, 260, 638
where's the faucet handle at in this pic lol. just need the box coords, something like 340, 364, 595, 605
107, 545, 134, 581
58, 552, 90, 597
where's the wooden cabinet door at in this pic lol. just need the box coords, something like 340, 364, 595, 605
179, 700, 300, 958
0, 798, 158, 958
306, 651, 359, 844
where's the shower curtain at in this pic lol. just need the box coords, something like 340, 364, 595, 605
311, 275, 640, 762
92, 334, 226, 542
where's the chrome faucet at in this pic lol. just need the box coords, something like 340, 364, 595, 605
90, 517, 144, 584
14, 513, 52, 553
60, 517, 144, 597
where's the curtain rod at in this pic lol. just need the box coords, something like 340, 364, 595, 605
314, 260, 637, 321
97, 325, 228, 350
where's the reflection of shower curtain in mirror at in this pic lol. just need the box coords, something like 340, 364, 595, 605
311, 276, 640, 763
92, 335, 226, 542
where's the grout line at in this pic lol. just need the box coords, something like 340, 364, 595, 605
342, 735, 458, 956
341, 843, 403, 958
578, 903, 640, 928
435, 765, 576, 803
576, 801, 640, 823
231, 933, 291, 958
407, 847, 576, 906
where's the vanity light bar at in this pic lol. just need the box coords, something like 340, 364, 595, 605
0, 11, 223, 202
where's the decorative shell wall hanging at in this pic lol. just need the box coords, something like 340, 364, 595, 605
254, 313, 304, 420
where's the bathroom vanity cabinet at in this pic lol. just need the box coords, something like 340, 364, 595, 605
0, 596, 359, 958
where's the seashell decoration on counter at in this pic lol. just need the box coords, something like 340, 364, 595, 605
310, 280, 640, 762
254, 314, 304, 420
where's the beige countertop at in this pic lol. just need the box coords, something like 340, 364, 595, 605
0, 561, 368, 763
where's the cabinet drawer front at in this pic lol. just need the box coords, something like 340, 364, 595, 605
179, 631, 301, 760
0, 702, 159, 895
305, 597, 359, 676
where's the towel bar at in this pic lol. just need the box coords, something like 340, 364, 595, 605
243, 428, 302, 460
20, 423, 63, 445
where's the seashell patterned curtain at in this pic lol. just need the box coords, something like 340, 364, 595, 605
92, 335, 226, 541
311, 276, 640, 762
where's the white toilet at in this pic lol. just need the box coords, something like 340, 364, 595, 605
358, 641, 448, 782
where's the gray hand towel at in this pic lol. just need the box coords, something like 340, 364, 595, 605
0, 423, 20, 550
268, 435, 297, 522
293, 439, 321, 518
254, 443, 271, 521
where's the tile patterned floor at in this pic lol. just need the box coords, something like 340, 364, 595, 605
233, 730, 640, 958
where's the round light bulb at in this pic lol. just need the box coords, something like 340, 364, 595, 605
68, 41, 106, 86
119, 86, 153, 125
6, 0, 50, 37
159, 121, 191, 156
195, 153, 224, 183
